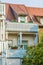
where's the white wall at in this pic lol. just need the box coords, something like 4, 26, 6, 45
22, 35, 35, 46
6, 59, 20, 65
8, 34, 18, 46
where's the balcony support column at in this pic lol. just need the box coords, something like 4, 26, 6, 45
34, 33, 38, 45
6, 32, 8, 49
2, 20, 5, 41
1, 20, 6, 58
18, 32, 22, 49
1, 21, 3, 41
20, 32, 22, 45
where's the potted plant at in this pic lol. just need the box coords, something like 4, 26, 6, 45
0, 52, 2, 55
11, 46, 18, 49
12, 20, 17, 22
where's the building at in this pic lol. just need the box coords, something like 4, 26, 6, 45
1, 1, 43, 65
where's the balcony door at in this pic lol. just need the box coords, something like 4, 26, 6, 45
22, 40, 28, 50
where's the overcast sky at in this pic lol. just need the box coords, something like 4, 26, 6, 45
1, 0, 43, 8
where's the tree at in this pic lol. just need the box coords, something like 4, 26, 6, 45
23, 36, 43, 65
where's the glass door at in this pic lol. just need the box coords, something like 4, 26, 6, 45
22, 40, 28, 50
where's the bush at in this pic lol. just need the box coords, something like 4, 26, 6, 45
23, 43, 43, 65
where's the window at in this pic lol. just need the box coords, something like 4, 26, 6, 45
41, 19, 43, 24
20, 16, 26, 23
21, 40, 28, 49
0, 4, 4, 14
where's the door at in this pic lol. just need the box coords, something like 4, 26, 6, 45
22, 40, 28, 50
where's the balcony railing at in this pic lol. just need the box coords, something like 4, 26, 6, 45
0, 40, 26, 58
6, 49, 26, 58
6, 22, 38, 32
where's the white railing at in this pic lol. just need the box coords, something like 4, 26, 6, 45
6, 22, 38, 32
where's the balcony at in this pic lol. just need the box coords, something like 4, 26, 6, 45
6, 49, 26, 58
0, 41, 26, 58
6, 22, 38, 32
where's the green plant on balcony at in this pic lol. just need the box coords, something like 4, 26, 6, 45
20, 21, 25, 23
8, 44, 11, 48
28, 21, 33, 23
11, 46, 18, 49
12, 20, 17, 22
0, 52, 2, 55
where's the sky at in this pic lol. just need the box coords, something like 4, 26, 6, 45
1, 0, 43, 8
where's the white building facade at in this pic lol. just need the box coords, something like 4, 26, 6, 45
0, 2, 38, 65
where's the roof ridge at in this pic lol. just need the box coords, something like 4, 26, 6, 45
26, 6, 43, 9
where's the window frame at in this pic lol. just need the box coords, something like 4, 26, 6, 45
41, 19, 43, 24
0, 3, 4, 14
20, 16, 26, 23
21, 40, 28, 50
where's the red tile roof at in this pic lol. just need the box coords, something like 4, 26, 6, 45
26, 7, 43, 16
5, 3, 43, 24
10, 4, 28, 15
5, 3, 15, 21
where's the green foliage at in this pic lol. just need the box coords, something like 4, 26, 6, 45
12, 20, 17, 22
23, 35, 43, 65
23, 44, 43, 65
40, 35, 43, 42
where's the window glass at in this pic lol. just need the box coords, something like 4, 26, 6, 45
0, 4, 4, 14
20, 16, 26, 23
22, 40, 28, 49
41, 19, 43, 24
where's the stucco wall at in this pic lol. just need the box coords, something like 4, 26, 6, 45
8, 34, 35, 47
6, 59, 20, 65
8, 34, 18, 46
22, 34, 35, 46
39, 27, 43, 43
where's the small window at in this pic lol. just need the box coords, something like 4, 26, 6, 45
20, 16, 26, 23
41, 19, 43, 24
0, 4, 4, 14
